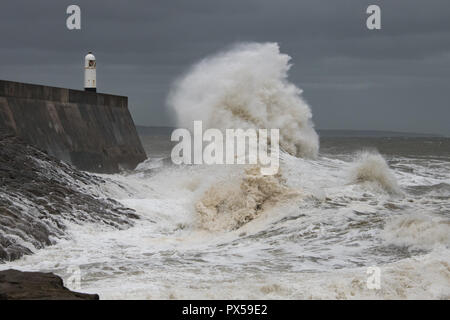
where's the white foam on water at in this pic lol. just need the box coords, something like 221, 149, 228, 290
383, 214, 450, 250
168, 42, 319, 158
2, 151, 448, 299
348, 151, 401, 195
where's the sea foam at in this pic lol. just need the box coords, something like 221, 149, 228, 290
168, 42, 319, 158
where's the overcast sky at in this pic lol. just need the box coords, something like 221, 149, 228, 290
1, 0, 449, 135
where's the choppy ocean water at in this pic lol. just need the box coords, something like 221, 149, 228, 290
2, 134, 449, 299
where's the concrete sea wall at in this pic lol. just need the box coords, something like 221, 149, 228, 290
0, 80, 146, 173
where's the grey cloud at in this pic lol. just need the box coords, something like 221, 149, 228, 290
0, 0, 449, 134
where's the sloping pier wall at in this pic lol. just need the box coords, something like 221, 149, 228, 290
0, 80, 146, 173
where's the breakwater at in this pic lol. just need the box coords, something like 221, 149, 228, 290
0, 80, 146, 173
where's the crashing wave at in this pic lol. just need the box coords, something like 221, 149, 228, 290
349, 151, 401, 194
168, 42, 319, 158
195, 166, 300, 231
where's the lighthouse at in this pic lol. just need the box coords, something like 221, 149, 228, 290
84, 52, 96, 92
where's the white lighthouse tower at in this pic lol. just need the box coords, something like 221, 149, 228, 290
84, 52, 96, 92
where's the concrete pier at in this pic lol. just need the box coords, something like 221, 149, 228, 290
0, 80, 146, 173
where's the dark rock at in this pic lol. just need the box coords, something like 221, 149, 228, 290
0, 135, 139, 262
0, 269, 99, 300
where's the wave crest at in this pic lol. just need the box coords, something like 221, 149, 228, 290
349, 151, 400, 194
195, 166, 299, 231
168, 42, 319, 158
383, 214, 450, 250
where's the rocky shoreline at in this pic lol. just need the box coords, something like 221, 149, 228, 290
0, 269, 98, 300
0, 133, 139, 262
0, 133, 142, 299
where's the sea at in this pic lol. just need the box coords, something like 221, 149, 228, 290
1, 132, 449, 299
